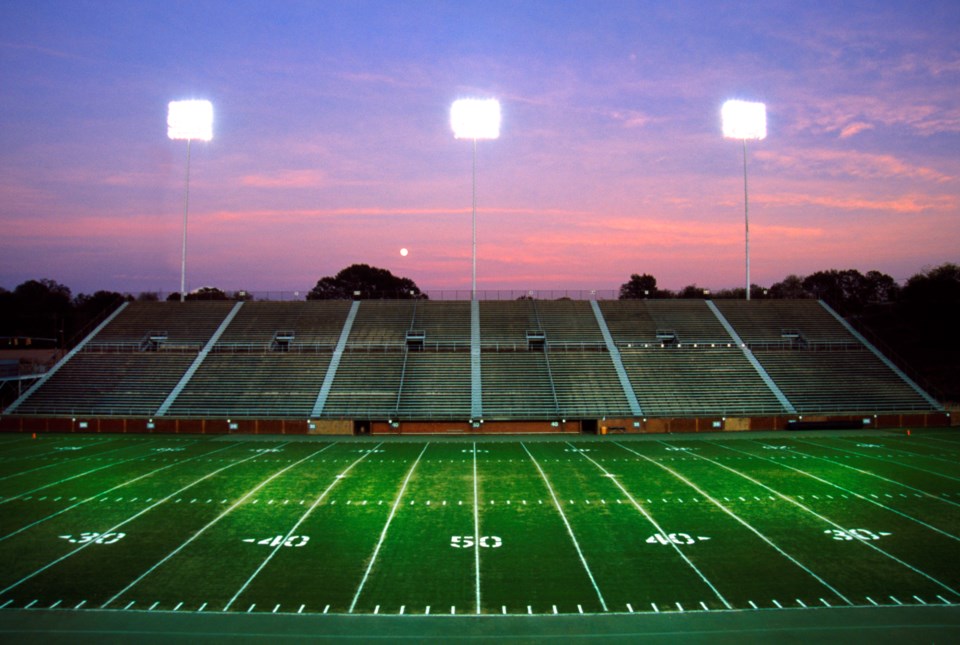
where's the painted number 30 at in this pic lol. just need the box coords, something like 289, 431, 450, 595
451, 535, 502, 548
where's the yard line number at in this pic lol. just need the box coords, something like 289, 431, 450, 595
59, 532, 125, 545
451, 535, 502, 548
825, 528, 892, 541
243, 535, 310, 547
645, 533, 711, 545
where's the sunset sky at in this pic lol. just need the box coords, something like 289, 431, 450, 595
1, 1, 958, 297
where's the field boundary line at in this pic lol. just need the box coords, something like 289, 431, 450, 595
348, 443, 429, 614
225, 442, 385, 612
522, 443, 608, 612
666, 441, 960, 598
611, 441, 850, 605
0, 438, 125, 481
790, 440, 960, 509
730, 440, 960, 543
0, 442, 241, 544
0, 442, 278, 596
473, 442, 481, 615
796, 439, 960, 485
104, 442, 338, 609
0, 440, 168, 505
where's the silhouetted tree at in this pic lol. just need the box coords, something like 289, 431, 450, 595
307, 264, 423, 300
769, 274, 810, 299
619, 273, 661, 299
801, 269, 897, 315
0, 279, 73, 345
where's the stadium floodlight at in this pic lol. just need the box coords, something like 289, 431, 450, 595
451, 98, 501, 300
168, 99, 214, 302
722, 99, 766, 300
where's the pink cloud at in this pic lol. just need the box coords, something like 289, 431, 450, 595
239, 169, 328, 189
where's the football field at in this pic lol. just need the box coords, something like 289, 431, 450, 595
0, 430, 959, 640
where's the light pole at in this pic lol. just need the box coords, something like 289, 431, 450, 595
167, 99, 213, 302
722, 99, 766, 300
451, 98, 500, 300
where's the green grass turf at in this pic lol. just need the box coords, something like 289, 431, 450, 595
0, 430, 958, 619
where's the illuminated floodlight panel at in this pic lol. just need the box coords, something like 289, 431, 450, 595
722, 100, 766, 140
451, 98, 501, 140
167, 100, 214, 141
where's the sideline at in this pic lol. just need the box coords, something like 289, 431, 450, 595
0, 605, 958, 644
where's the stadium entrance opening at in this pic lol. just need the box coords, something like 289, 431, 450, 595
581, 419, 598, 434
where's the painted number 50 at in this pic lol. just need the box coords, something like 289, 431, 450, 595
451, 535, 502, 548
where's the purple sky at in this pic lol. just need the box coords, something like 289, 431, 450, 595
1, 1, 958, 297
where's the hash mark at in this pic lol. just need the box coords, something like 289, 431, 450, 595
298, 604, 305, 614
198, 602, 207, 612
626, 603, 633, 613
651, 602, 659, 613
247, 603, 256, 613
700, 601, 709, 611
772, 599, 782, 609
866, 596, 878, 606
890, 596, 902, 605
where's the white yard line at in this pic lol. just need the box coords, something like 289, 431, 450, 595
473, 441, 481, 615
637, 460, 849, 602
667, 442, 960, 598
795, 438, 960, 487
0, 442, 275, 597
0, 445, 166, 506
348, 443, 429, 613
224, 442, 387, 612
102, 442, 337, 608
726, 440, 960, 543
0, 442, 240, 544
835, 437, 960, 469
522, 443, 608, 612
0, 438, 139, 483
575, 443, 732, 609
780, 440, 960, 511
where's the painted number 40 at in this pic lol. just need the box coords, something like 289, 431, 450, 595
451, 535, 502, 548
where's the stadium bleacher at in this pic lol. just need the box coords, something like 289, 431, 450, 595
2, 298, 944, 432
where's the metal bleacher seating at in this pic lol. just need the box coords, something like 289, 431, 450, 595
8, 297, 940, 423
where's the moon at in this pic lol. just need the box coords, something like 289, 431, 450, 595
400, 248, 408, 257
